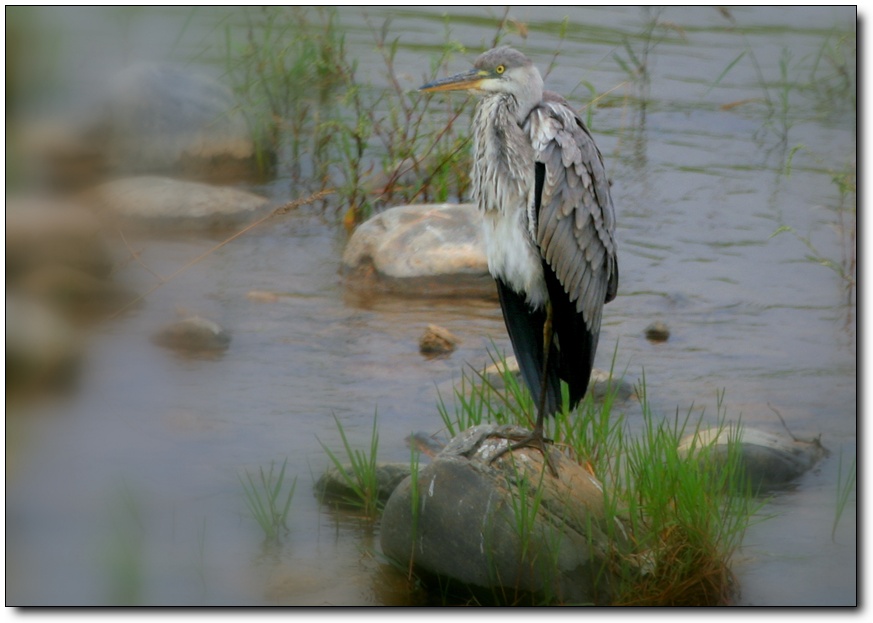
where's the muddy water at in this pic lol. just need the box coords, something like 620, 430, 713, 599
6, 6, 856, 606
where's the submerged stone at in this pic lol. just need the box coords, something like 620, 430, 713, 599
678, 426, 827, 491
152, 315, 231, 355
644, 321, 670, 342
418, 323, 460, 358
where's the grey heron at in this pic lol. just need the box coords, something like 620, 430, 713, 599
419, 46, 618, 465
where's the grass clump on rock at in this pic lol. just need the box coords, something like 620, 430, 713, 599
384, 356, 761, 606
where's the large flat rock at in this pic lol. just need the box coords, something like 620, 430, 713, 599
342, 203, 493, 298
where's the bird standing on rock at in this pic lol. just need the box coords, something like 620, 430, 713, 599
419, 46, 618, 464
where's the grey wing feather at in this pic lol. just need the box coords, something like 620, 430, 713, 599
526, 94, 618, 332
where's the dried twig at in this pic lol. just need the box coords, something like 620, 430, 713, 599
116, 228, 165, 281
767, 403, 799, 442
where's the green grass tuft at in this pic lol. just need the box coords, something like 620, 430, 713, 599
239, 458, 297, 541
832, 448, 856, 542
317, 412, 383, 519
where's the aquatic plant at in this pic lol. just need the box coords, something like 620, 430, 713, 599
239, 458, 297, 541
217, 9, 599, 226
406, 439, 422, 580
703, 17, 857, 316
220, 8, 475, 223
436, 347, 531, 437
713, 19, 856, 164
612, 7, 685, 120
832, 448, 856, 542
770, 157, 856, 315
807, 30, 856, 110
317, 412, 382, 519
222, 6, 347, 177
101, 481, 146, 605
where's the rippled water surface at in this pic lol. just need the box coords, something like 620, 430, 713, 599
7, 6, 856, 606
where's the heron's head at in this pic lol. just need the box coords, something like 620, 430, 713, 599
419, 46, 543, 111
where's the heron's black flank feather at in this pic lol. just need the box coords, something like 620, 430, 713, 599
542, 261, 594, 410
534, 161, 546, 222
495, 278, 562, 416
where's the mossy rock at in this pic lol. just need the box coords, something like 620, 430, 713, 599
314, 462, 412, 506
380, 424, 634, 605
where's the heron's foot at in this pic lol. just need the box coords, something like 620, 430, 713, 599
488, 428, 558, 477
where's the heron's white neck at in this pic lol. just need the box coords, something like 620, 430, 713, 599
507, 66, 544, 122
471, 88, 546, 308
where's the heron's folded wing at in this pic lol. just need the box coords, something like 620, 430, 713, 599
526, 95, 619, 333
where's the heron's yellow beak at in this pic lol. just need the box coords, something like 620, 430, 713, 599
419, 68, 489, 92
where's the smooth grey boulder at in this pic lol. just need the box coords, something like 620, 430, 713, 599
678, 426, 827, 491
342, 204, 494, 298
85, 176, 270, 230
380, 424, 632, 605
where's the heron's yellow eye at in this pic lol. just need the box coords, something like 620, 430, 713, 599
495, 65, 505, 74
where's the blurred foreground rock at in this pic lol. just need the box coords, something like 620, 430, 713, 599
678, 426, 827, 491
342, 204, 493, 298
381, 424, 630, 605
95, 63, 261, 182
85, 176, 271, 231
6, 295, 83, 396
13, 118, 109, 191
6, 195, 112, 280
18, 265, 137, 320
14, 64, 262, 190
7, 195, 134, 322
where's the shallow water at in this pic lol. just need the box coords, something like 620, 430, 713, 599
6, 6, 856, 606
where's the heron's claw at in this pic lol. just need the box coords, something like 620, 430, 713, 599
488, 428, 558, 477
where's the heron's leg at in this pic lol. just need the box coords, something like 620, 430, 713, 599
488, 303, 558, 476
533, 301, 554, 436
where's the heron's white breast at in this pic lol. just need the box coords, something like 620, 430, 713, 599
483, 210, 547, 310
